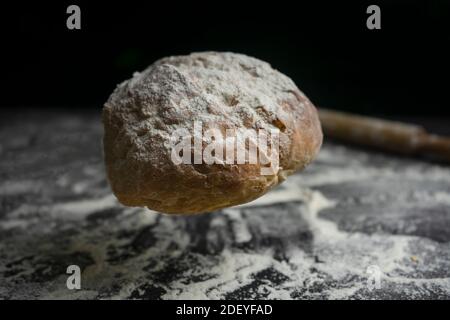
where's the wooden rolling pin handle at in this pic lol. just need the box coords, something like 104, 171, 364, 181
419, 135, 450, 162
318, 108, 450, 163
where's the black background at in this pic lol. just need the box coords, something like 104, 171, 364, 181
3, 0, 450, 116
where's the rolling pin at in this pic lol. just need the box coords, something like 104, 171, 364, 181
318, 108, 450, 162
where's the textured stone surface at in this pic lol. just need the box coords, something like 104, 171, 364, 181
1, 111, 450, 299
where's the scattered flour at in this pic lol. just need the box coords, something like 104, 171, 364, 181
2, 143, 450, 299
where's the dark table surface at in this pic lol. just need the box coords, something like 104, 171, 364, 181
0, 110, 449, 299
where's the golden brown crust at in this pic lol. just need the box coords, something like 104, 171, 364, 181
103, 52, 322, 214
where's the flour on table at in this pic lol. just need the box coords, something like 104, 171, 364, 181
1, 113, 450, 300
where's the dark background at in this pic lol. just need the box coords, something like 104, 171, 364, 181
3, 0, 450, 116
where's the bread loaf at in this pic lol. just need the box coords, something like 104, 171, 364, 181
103, 52, 322, 214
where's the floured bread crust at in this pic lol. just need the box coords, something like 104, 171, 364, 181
103, 52, 322, 214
